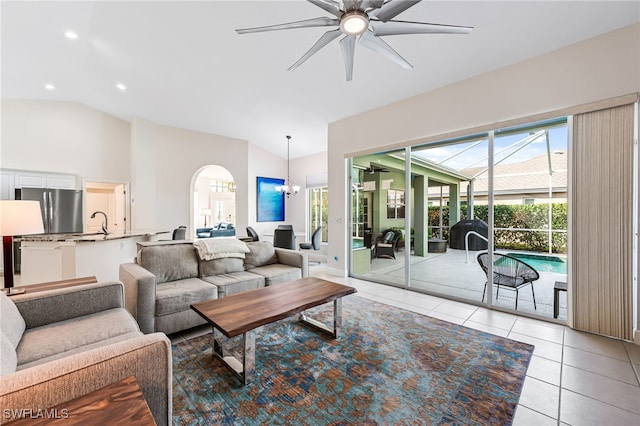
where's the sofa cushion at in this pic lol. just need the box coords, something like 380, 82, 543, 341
244, 241, 278, 269
155, 278, 217, 316
0, 291, 25, 349
248, 264, 302, 286
16, 308, 140, 368
200, 271, 265, 298
0, 332, 17, 376
138, 244, 199, 284
199, 257, 245, 277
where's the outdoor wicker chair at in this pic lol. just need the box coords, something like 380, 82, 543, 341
373, 230, 401, 259
477, 252, 540, 310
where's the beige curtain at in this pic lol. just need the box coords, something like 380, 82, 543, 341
572, 103, 635, 340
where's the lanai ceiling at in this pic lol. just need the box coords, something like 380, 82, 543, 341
2, 1, 639, 158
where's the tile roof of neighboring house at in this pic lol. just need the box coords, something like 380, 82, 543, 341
428, 151, 568, 196
463, 150, 567, 194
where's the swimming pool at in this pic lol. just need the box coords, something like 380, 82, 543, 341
506, 252, 567, 274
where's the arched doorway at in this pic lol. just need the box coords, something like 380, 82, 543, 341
192, 166, 236, 237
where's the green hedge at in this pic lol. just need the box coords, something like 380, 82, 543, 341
428, 203, 567, 253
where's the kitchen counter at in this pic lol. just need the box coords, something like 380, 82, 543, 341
18, 229, 170, 242
18, 230, 171, 285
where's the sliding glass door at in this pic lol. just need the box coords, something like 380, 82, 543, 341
349, 117, 570, 321
409, 135, 490, 301
350, 150, 406, 288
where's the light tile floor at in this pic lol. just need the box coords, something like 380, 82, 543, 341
170, 268, 640, 425
309, 269, 640, 426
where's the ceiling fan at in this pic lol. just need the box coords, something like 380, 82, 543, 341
366, 164, 390, 174
235, 0, 473, 81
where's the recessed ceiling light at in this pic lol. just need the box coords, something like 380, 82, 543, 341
116, 83, 127, 91
44, 84, 56, 91
64, 31, 78, 40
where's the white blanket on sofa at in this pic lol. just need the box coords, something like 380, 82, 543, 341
193, 238, 250, 261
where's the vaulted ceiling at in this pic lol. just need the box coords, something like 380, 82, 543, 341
2, 1, 638, 158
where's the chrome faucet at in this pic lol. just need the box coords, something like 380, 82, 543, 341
90, 211, 109, 235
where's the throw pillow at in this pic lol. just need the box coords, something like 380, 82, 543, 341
0, 332, 17, 376
244, 241, 278, 269
0, 292, 26, 349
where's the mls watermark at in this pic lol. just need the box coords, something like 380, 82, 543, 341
3, 408, 69, 420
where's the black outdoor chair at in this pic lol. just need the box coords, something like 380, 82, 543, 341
273, 228, 296, 249
373, 230, 401, 259
477, 252, 540, 310
246, 226, 259, 241
300, 227, 321, 251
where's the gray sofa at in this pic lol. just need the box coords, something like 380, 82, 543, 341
119, 240, 308, 335
0, 281, 171, 426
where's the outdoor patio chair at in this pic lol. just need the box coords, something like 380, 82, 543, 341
477, 252, 540, 310
373, 230, 401, 259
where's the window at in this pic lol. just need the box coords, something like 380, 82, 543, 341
210, 180, 233, 193
309, 186, 328, 242
386, 190, 405, 219
523, 198, 535, 205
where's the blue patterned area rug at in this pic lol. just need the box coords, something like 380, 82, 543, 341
172, 296, 533, 425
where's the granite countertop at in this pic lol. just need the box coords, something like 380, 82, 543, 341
19, 229, 171, 242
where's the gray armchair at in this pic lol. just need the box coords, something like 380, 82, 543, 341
0, 281, 172, 425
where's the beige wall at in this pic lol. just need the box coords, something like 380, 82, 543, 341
0, 100, 130, 182
130, 117, 249, 234
327, 23, 640, 275
0, 99, 323, 244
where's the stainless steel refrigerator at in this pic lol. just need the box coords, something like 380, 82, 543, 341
15, 188, 83, 234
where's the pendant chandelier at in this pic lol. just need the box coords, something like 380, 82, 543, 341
275, 135, 300, 197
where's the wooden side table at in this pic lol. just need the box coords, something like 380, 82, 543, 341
3, 276, 98, 296
6, 376, 156, 425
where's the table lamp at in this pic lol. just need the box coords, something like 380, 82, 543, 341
1, 200, 45, 294
200, 209, 212, 227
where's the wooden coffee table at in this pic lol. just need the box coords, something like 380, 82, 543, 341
190, 276, 356, 385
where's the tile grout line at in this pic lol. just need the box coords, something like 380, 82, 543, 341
557, 327, 565, 425
622, 344, 640, 386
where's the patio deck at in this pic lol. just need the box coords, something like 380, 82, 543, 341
356, 248, 568, 321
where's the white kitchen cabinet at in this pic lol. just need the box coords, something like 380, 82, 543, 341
0, 171, 15, 200
14, 172, 78, 190
46, 174, 77, 189
15, 172, 47, 188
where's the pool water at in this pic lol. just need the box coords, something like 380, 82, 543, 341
505, 252, 567, 274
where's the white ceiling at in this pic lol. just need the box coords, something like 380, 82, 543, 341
2, 1, 639, 159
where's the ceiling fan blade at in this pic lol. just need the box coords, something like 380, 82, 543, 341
359, 30, 412, 69
288, 29, 342, 71
360, 0, 385, 11
370, 0, 421, 22
339, 35, 356, 81
370, 20, 473, 36
307, 0, 344, 18
343, 0, 362, 11
236, 17, 339, 34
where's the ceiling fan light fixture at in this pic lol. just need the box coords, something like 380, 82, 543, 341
340, 11, 369, 35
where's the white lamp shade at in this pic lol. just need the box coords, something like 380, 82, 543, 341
0, 200, 45, 236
